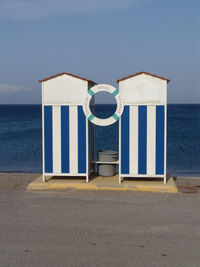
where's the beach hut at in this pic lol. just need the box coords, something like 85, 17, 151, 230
117, 72, 170, 184
39, 71, 170, 185
39, 73, 96, 182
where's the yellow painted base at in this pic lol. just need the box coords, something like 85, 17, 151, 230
26, 173, 178, 193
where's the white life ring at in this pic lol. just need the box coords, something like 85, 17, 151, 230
83, 84, 124, 126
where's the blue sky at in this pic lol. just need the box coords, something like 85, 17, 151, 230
0, 0, 199, 104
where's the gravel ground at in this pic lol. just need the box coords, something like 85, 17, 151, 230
0, 173, 200, 266
0, 173, 39, 190
175, 177, 200, 193
0, 187, 200, 266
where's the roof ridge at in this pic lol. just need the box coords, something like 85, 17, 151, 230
38, 72, 96, 83
116, 71, 170, 83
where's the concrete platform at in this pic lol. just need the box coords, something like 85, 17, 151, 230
26, 173, 178, 193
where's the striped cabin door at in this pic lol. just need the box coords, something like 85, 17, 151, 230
120, 105, 165, 176
44, 105, 87, 175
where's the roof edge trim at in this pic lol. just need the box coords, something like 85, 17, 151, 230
38, 72, 96, 84
116, 71, 170, 83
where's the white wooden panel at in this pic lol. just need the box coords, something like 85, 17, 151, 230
43, 74, 88, 105
53, 106, 61, 174
119, 73, 167, 105
119, 117, 122, 183
69, 106, 78, 174
164, 104, 167, 184
129, 106, 138, 174
42, 83, 45, 181
147, 106, 156, 174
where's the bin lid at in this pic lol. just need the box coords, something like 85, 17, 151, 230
99, 150, 118, 155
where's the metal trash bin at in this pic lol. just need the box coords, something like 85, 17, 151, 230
98, 150, 118, 176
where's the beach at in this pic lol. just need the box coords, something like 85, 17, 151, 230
0, 173, 200, 267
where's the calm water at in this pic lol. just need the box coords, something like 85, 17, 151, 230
0, 104, 199, 176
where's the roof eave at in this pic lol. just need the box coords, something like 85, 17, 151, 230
38, 72, 96, 84
116, 71, 170, 83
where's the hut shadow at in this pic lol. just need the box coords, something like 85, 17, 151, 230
88, 172, 119, 182
122, 173, 172, 184
122, 177, 163, 182
49, 176, 86, 181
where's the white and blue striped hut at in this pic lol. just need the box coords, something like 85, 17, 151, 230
117, 72, 170, 184
39, 71, 170, 185
39, 72, 96, 182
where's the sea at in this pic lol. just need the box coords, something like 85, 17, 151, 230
0, 104, 199, 177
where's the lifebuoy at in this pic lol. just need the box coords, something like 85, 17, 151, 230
83, 84, 124, 126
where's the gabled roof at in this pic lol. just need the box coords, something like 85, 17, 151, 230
116, 71, 170, 83
38, 72, 96, 83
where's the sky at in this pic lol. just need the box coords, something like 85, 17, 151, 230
0, 0, 199, 104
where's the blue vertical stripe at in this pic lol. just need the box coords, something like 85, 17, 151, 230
44, 106, 53, 173
78, 106, 86, 173
138, 106, 147, 174
156, 106, 165, 174
61, 106, 69, 173
121, 106, 129, 174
